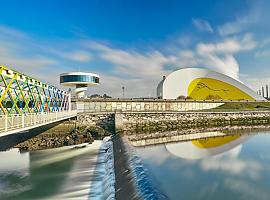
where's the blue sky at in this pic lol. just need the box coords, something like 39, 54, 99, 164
0, 0, 270, 97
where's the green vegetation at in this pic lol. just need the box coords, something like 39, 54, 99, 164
212, 102, 270, 111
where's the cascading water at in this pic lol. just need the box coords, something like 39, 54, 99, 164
123, 141, 168, 200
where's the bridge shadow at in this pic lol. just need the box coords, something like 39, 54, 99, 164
0, 121, 67, 151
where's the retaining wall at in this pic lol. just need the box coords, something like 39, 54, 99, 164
117, 112, 270, 134
76, 111, 270, 137
76, 99, 224, 113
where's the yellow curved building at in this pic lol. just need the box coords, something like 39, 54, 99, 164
157, 68, 265, 100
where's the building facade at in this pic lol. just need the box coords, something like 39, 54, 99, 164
157, 68, 265, 100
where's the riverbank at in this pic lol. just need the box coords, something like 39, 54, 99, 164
14, 121, 94, 151
115, 111, 270, 135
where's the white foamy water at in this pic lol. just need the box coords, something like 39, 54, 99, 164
0, 138, 115, 200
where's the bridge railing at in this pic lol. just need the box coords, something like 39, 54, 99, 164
0, 110, 77, 134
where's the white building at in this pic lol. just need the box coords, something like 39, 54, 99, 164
157, 68, 264, 100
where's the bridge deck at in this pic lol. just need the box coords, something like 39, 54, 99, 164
0, 110, 77, 137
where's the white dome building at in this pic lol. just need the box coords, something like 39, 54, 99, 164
157, 68, 264, 100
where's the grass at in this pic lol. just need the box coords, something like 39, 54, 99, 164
210, 102, 270, 112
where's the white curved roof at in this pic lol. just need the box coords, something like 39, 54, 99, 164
162, 67, 264, 100
60, 72, 100, 77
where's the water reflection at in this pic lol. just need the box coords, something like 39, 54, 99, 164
135, 132, 270, 200
165, 134, 250, 159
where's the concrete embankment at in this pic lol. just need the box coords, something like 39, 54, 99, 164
76, 111, 270, 137
116, 112, 270, 134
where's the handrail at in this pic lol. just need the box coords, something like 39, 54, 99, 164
0, 110, 77, 134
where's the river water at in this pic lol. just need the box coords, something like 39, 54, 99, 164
1, 131, 270, 200
135, 131, 270, 200
0, 140, 115, 200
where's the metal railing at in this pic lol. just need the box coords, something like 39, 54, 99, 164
0, 110, 77, 134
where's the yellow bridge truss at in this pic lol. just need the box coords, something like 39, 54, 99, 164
0, 65, 70, 116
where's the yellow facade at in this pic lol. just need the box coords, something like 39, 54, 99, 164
187, 78, 254, 100
192, 134, 241, 148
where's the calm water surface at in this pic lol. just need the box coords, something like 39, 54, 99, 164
135, 132, 270, 200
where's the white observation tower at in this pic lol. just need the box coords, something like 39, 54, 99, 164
60, 72, 100, 98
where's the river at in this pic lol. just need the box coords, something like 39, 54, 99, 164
0, 140, 115, 200
135, 131, 270, 200
1, 131, 270, 200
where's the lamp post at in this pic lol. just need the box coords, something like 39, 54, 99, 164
122, 86, 125, 98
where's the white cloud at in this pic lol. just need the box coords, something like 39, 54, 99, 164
0, 25, 28, 39
0, 37, 57, 71
195, 33, 256, 80
135, 145, 169, 166
192, 18, 213, 33
200, 145, 262, 180
69, 51, 92, 62
260, 37, 270, 48
255, 37, 270, 57
0, 25, 94, 88
89, 73, 161, 98
255, 50, 270, 57
89, 34, 256, 82
218, 4, 260, 36
89, 42, 173, 78
241, 75, 270, 95
48, 49, 92, 63
0, 24, 260, 97
224, 178, 269, 200
85, 33, 257, 96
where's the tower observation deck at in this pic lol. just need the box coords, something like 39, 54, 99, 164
60, 72, 100, 98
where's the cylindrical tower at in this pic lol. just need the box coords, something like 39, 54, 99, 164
60, 72, 100, 98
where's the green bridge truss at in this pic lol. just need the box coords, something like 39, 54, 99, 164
0, 65, 70, 116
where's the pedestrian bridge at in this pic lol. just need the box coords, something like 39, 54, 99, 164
0, 110, 77, 137
0, 65, 77, 137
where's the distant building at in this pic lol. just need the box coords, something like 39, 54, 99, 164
60, 72, 100, 98
157, 68, 265, 100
